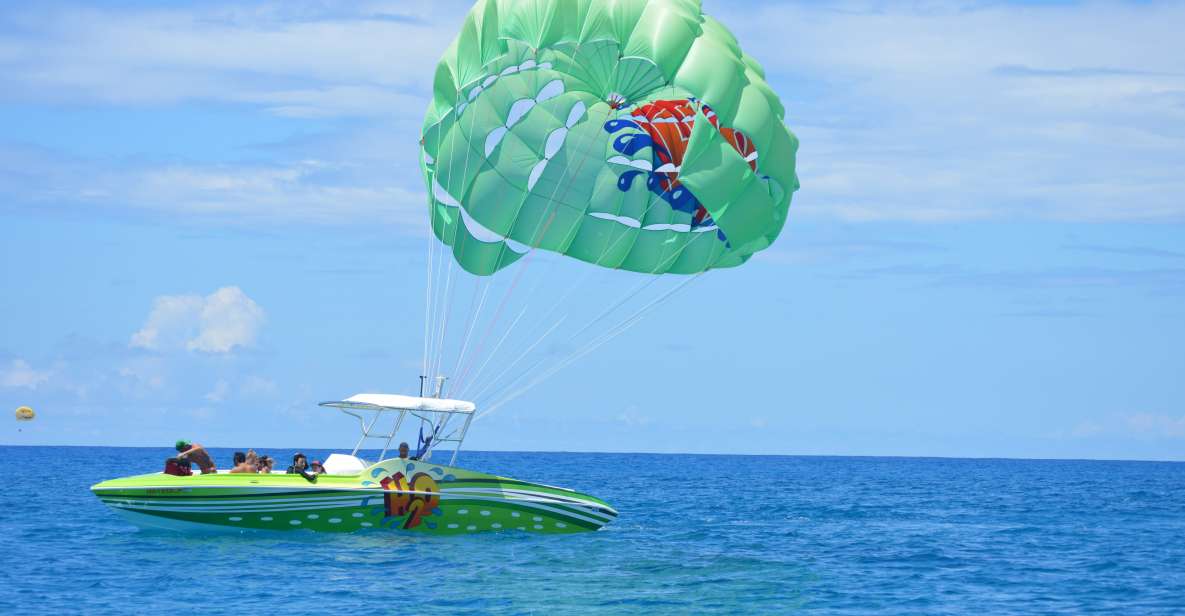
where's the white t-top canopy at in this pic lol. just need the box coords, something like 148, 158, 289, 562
320, 393, 476, 414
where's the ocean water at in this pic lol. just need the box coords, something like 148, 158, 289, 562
1, 446, 1184, 614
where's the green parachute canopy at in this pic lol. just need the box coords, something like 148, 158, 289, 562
421, 0, 799, 276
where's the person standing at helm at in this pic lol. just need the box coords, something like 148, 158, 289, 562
175, 440, 216, 474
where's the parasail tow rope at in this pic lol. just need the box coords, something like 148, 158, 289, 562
476, 270, 707, 421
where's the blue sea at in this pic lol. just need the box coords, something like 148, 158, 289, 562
2, 446, 1184, 614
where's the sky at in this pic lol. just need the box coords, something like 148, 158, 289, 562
1, 0, 1183, 460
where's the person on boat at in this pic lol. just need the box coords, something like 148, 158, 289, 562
398, 442, 411, 460
175, 440, 216, 474
163, 456, 192, 476
257, 455, 274, 473
286, 452, 317, 482
286, 453, 309, 474
228, 451, 257, 473
310, 460, 327, 475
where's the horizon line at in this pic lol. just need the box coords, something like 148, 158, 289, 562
1, 443, 1182, 464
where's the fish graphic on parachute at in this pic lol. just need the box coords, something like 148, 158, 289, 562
603, 98, 762, 244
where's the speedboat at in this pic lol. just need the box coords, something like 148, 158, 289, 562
90, 393, 617, 534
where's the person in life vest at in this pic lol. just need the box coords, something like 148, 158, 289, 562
286, 452, 309, 474
175, 440, 216, 474
286, 452, 316, 482
163, 457, 193, 476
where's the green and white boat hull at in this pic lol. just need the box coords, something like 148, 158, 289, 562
92, 457, 617, 534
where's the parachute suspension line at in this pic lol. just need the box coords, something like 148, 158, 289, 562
423, 85, 454, 386
455, 260, 597, 400
463, 94, 701, 405
473, 238, 706, 408
451, 237, 534, 391
436, 62, 549, 393
423, 107, 448, 382
498, 102, 701, 378
453, 255, 559, 396
456, 295, 532, 399
428, 79, 485, 392
428, 184, 443, 379
568, 275, 659, 341
483, 269, 708, 416
550, 96, 708, 343
454, 56, 602, 396
477, 270, 708, 421
464, 313, 568, 403
447, 59, 553, 392
463, 98, 649, 399
428, 211, 450, 384
428, 192, 460, 386
474, 223, 718, 415
450, 276, 491, 385
454, 73, 611, 393
452, 112, 606, 398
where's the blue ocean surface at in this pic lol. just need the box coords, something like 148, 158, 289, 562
2, 446, 1184, 614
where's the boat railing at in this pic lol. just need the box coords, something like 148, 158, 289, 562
318, 393, 475, 467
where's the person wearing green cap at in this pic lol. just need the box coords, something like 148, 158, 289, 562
175, 440, 216, 474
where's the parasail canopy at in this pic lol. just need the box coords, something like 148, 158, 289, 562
14, 406, 34, 421
421, 0, 799, 276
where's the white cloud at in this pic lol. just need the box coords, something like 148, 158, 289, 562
131, 286, 265, 353
117, 357, 167, 393
204, 376, 277, 403
0, 3, 463, 116
0, 3, 448, 227
616, 407, 653, 427
1057, 413, 1185, 440
0, 359, 50, 389
1127, 413, 1185, 439
129, 294, 204, 351
0, 145, 428, 227
1068, 420, 1104, 439
723, 1, 1185, 223
204, 379, 230, 403
240, 375, 279, 398
2, 0, 1184, 225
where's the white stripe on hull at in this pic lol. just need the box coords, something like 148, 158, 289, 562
103, 494, 612, 525
97, 488, 612, 514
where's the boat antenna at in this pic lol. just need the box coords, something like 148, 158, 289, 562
433, 375, 447, 398
419, 375, 427, 397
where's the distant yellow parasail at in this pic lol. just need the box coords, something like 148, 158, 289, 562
15, 406, 34, 421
